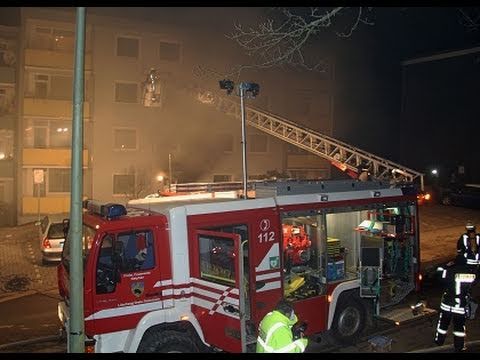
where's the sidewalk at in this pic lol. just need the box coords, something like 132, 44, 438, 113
0, 222, 58, 300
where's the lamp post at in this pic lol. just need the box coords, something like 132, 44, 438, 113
219, 80, 260, 199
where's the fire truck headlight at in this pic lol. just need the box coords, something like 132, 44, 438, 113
180, 315, 189, 321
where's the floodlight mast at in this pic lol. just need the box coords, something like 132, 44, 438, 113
220, 80, 260, 199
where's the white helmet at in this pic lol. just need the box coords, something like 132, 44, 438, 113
466, 221, 476, 232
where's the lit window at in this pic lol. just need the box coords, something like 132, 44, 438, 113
116, 36, 139, 58
115, 82, 138, 103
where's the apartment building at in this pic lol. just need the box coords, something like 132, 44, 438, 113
17, 7, 334, 221
0, 25, 18, 226
18, 8, 92, 221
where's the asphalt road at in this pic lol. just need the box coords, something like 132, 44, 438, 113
0, 203, 478, 353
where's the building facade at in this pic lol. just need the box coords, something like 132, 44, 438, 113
0, 25, 18, 226
16, 8, 334, 222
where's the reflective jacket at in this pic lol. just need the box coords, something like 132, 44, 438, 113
457, 233, 480, 266
437, 264, 476, 315
256, 310, 308, 353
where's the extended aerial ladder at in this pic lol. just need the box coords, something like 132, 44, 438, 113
143, 69, 424, 190
194, 88, 424, 190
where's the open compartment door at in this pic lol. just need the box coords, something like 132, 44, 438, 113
192, 230, 246, 352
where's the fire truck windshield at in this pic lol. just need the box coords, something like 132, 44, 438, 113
61, 224, 96, 273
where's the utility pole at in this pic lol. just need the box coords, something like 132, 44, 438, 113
68, 7, 86, 353
219, 80, 260, 198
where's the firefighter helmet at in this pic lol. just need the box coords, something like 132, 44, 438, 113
466, 221, 476, 232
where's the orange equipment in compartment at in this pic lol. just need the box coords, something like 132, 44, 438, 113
283, 224, 312, 265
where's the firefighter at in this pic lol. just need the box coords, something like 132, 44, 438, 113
434, 254, 476, 352
456, 221, 480, 269
256, 299, 308, 353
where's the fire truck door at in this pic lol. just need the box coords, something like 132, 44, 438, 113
193, 230, 246, 353
249, 213, 283, 326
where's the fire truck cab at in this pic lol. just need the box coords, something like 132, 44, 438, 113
57, 180, 422, 352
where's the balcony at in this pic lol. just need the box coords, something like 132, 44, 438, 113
23, 98, 90, 118
22, 195, 70, 214
23, 148, 89, 167
25, 48, 92, 70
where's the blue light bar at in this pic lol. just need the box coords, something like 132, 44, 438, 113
83, 200, 127, 219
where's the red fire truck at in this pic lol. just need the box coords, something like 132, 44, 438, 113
57, 180, 425, 352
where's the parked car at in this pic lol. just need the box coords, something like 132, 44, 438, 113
439, 183, 480, 209
39, 214, 69, 264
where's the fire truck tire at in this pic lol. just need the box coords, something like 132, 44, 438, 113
331, 297, 366, 345
137, 329, 200, 353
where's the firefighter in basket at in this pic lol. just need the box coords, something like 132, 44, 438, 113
434, 254, 477, 353
256, 299, 308, 353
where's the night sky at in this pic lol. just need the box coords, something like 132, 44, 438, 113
3, 7, 480, 182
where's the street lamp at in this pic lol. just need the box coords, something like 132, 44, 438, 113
219, 79, 260, 199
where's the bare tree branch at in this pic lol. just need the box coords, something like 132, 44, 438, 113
458, 8, 480, 32
225, 7, 374, 78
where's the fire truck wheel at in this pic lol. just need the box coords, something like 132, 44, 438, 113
137, 329, 199, 353
331, 297, 366, 344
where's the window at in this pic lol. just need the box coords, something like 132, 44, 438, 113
295, 89, 313, 117
114, 128, 137, 150
24, 119, 71, 149
213, 174, 232, 182
199, 234, 236, 286
30, 26, 75, 52
116, 36, 139, 58
113, 174, 135, 195
96, 230, 155, 294
159, 41, 180, 62
115, 82, 138, 103
0, 129, 14, 160
248, 134, 268, 153
34, 74, 49, 98
49, 168, 71, 193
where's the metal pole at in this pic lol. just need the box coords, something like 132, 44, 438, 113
36, 183, 40, 223
239, 85, 248, 199
69, 7, 86, 353
168, 153, 172, 191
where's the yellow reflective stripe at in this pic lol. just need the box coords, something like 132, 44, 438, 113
453, 331, 466, 337
271, 342, 297, 353
294, 339, 306, 352
436, 329, 447, 334
265, 322, 287, 345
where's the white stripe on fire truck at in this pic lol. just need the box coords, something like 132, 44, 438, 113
255, 271, 281, 281
255, 243, 280, 273
153, 279, 173, 288
191, 277, 239, 295
84, 300, 164, 321
256, 280, 281, 293
193, 287, 239, 306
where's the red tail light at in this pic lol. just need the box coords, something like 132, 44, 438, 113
43, 237, 51, 249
